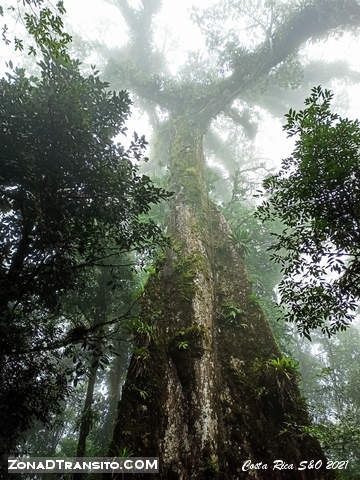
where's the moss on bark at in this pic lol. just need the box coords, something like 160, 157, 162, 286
108, 116, 334, 479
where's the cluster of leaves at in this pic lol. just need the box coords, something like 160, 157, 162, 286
0, 56, 170, 454
0, 341, 71, 459
268, 356, 299, 380
125, 317, 154, 343
1, 0, 71, 58
293, 328, 360, 479
1, 57, 170, 325
257, 86, 360, 338
220, 301, 246, 327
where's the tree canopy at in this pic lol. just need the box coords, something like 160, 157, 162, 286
257, 86, 360, 338
0, 57, 169, 323
0, 56, 170, 456
1, 0, 71, 58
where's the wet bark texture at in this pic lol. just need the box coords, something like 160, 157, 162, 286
108, 117, 334, 479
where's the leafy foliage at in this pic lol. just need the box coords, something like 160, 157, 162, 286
0, 57, 169, 322
220, 301, 246, 326
257, 86, 360, 338
294, 328, 360, 479
0, 56, 170, 454
269, 356, 299, 380
0, 0, 72, 58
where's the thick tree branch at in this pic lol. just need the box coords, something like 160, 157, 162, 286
105, 60, 177, 110
103, 1, 360, 122
115, 0, 138, 30
195, 0, 360, 124
103, 0, 178, 109
106, 0, 162, 69
10, 296, 140, 355
223, 107, 258, 139
255, 59, 360, 116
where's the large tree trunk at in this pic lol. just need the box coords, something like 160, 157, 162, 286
108, 117, 334, 479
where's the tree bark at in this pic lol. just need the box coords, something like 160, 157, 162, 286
101, 341, 131, 449
108, 116, 335, 479
74, 270, 108, 480
76, 360, 99, 459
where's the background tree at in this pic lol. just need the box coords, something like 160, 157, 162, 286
288, 326, 360, 480
19, 256, 139, 463
0, 56, 170, 460
257, 86, 360, 338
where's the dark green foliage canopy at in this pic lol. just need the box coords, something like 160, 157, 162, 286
257, 86, 360, 338
0, 57, 170, 456
0, 57, 169, 318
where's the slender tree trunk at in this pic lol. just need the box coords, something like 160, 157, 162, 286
73, 358, 100, 480
108, 116, 334, 479
324, 337, 343, 416
101, 341, 131, 449
74, 271, 107, 480
76, 360, 99, 459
